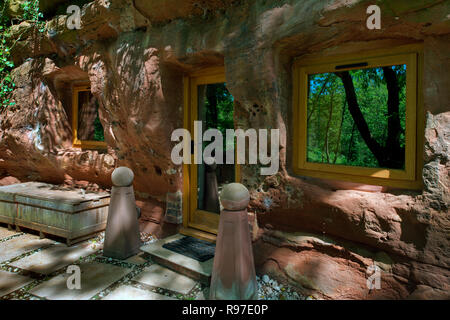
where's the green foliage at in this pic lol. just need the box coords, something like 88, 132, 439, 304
202, 82, 234, 152
20, 0, 43, 23
93, 112, 104, 141
306, 65, 407, 169
0, 0, 44, 110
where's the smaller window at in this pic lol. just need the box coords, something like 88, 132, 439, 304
72, 84, 106, 149
293, 47, 422, 189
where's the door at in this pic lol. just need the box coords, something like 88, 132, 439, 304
182, 67, 239, 237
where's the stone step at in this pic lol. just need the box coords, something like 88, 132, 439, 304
140, 234, 214, 285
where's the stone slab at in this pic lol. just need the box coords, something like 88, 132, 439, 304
0, 270, 33, 297
125, 252, 149, 265
0, 182, 109, 206
140, 234, 213, 280
29, 262, 131, 300
0, 227, 18, 240
132, 264, 197, 295
10, 241, 98, 274
0, 234, 54, 263
102, 284, 176, 300
0, 183, 110, 218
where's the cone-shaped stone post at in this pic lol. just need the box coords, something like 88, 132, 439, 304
209, 183, 258, 300
103, 167, 141, 260
204, 157, 220, 213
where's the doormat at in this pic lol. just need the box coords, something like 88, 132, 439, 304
162, 236, 215, 262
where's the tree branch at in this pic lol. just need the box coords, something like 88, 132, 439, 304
382, 67, 401, 146
335, 71, 385, 164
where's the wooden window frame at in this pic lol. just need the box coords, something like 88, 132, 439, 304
292, 45, 424, 189
72, 84, 107, 149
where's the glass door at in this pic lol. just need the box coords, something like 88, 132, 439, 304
186, 69, 239, 234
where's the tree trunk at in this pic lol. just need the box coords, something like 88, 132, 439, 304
308, 74, 331, 122
333, 100, 346, 164
335, 70, 404, 168
335, 71, 385, 164
347, 122, 356, 161
206, 84, 218, 127
322, 88, 334, 163
382, 67, 405, 168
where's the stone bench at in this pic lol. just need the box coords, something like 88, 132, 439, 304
0, 182, 110, 246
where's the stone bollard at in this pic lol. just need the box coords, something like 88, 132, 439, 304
203, 157, 220, 213
209, 183, 258, 300
103, 167, 141, 260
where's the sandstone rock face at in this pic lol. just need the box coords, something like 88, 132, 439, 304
1, 0, 449, 299
0, 58, 116, 185
254, 229, 450, 299
134, 0, 234, 23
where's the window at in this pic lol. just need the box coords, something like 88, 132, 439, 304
72, 84, 106, 149
293, 46, 423, 189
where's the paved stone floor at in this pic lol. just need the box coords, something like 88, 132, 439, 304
0, 225, 207, 300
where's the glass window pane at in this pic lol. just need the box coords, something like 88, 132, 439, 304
306, 65, 406, 169
77, 91, 104, 142
197, 83, 235, 214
